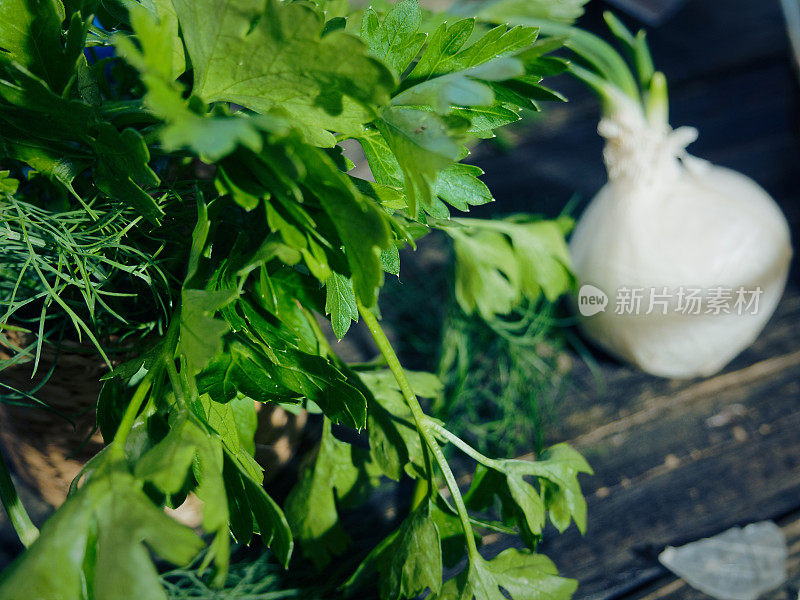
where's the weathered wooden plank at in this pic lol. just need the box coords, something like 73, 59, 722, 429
542, 292, 800, 444
475, 290, 800, 600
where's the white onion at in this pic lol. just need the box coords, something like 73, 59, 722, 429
570, 93, 792, 378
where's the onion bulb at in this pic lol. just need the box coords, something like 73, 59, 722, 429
559, 15, 793, 378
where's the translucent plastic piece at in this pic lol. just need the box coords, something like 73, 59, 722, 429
658, 521, 787, 600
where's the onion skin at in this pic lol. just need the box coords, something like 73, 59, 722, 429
570, 154, 793, 379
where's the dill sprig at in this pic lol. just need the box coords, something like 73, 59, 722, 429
435, 298, 572, 457
161, 551, 322, 600
0, 193, 172, 377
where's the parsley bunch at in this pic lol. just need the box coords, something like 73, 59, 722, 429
0, 0, 592, 598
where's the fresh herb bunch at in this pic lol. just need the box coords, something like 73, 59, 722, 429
0, 0, 592, 598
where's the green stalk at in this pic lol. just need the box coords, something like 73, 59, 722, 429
782, 0, 800, 74
645, 71, 669, 125
358, 303, 479, 558
544, 12, 670, 127
164, 356, 185, 406
537, 22, 640, 102
109, 369, 156, 462
410, 478, 429, 510
428, 420, 500, 470
0, 451, 39, 547
109, 314, 181, 461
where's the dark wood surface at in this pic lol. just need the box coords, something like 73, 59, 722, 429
478, 293, 800, 600
466, 1, 800, 598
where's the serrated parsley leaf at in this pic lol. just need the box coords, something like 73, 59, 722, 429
180, 289, 238, 372
115, 4, 269, 162
406, 18, 476, 82
450, 227, 521, 319
285, 422, 373, 568
361, 0, 427, 76
198, 335, 368, 430
325, 272, 359, 340
0, 469, 203, 600
295, 144, 393, 305
134, 411, 293, 576
439, 550, 577, 600
380, 244, 401, 275
464, 465, 544, 548
355, 16, 543, 219
463, 442, 591, 548
503, 443, 593, 533
446, 216, 574, 319
360, 369, 442, 480
241, 473, 294, 567
376, 107, 462, 218
0, 0, 84, 92
172, 0, 394, 147
434, 163, 493, 211
357, 129, 490, 216
509, 217, 574, 302
344, 499, 443, 600
395, 57, 526, 114
92, 124, 164, 224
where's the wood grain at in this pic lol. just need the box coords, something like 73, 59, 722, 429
475, 290, 800, 600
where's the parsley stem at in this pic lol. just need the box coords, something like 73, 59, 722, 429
109, 315, 181, 462
109, 369, 155, 462
164, 356, 184, 406
358, 303, 479, 559
0, 450, 38, 547
428, 421, 500, 470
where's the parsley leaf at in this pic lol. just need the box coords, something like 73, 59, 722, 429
440, 550, 578, 600
445, 216, 574, 319
198, 338, 368, 429
503, 443, 593, 533
360, 0, 427, 76
115, 4, 268, 162
0, 0, 85, 92
463, 443, 592, 548
375, 106, 463, 218
92, 124, 164, 224
172, 0, 395, 146
180, 289, 238, 372
0, 469, 203, 600
361, 369, 442, 480
354, 4, 552, 219
285, 421, 374, 568
434, 163, 493, 211
325, 272, 359, 340
295, 143, 394, 305
344, 499, 443, 600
